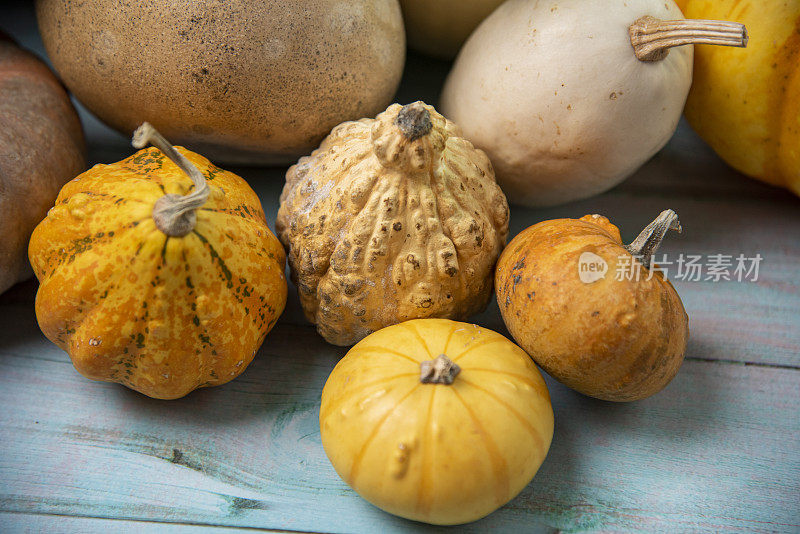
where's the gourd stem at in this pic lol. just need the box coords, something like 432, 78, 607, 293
625, 209, 681, 270
630, 16, 748, 62
420, 354, 460, 385
395, 102, 433, 140
132, 122, 210, 237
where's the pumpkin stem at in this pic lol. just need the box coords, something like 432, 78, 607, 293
420, 354, 461, 385
625, 209, 681, 270
132, 122, 210, 237
395, 102, 433, 140
629, 16, 748, 62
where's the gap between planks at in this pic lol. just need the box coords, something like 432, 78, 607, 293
684, 356, 800, 371
2, 333, 799, 374
2, 327, 798, 372
0, 510, 321, 533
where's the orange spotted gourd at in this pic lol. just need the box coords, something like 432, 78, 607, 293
28, 123, 287, 399
495, 210, 688, 401
320, 319, 554, 525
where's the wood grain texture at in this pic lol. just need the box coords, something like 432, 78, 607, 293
1, 310, 799, 533
0, 513, 288, 533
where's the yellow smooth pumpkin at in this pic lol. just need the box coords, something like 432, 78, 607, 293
29, 124, 287, 399
320, 318, 554, 525
676, 0, 800, 195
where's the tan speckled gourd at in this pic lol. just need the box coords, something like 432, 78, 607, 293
36, 0, 406, 164
276, 102, 510, 346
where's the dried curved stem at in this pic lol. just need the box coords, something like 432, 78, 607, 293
625, 209, 682, 270
132, 122, 210, 237
630, 16, 748, 62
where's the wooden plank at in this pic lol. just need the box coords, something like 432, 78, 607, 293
0, 512, 288, 533
0, 321, 797, 533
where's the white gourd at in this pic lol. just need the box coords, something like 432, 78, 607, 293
440, 0, 747, 207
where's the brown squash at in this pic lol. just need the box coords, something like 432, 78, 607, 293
0, 33, 85, 294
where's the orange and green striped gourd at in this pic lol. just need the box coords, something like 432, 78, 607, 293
28, 123, 287, 399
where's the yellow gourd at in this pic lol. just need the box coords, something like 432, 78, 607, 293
319, 319, 554, 525
677, 0, 800, 195
28, 124, 287, 399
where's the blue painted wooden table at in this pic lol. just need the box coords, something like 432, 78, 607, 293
1, 3, 799, 532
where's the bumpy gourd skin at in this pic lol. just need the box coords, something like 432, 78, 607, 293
496, 215, 688, 402
277, 102, 509, 346
677, 0, 800, 196
320, 319, 554, 525
29, 148, 287, 399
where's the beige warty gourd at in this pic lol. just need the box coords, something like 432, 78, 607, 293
276, 102, 509, 345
